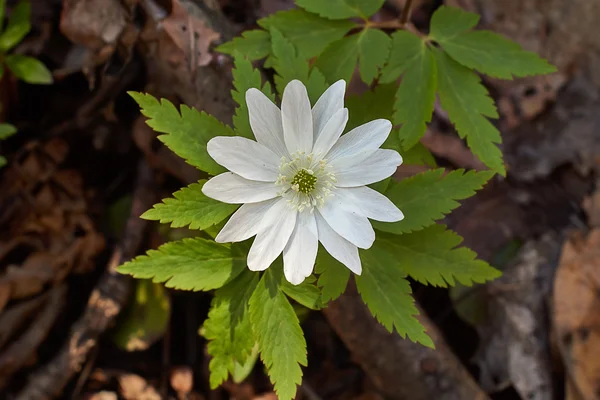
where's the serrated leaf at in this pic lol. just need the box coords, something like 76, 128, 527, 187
305, 68, 328, 105
282, 277, 322, 310
231, 53, 275, 140
129, 92, 233, 175
432, 49, 505, 175
5, 55, 52, 84
400, 142, 436, 166
117, 238, 246, 291
429, 5, 479, 42
217, 30, 270, 60
270, 27, 308, 93
315, 34, 359, 84
112, 280, 170, 352
358, 28, 391, 84
0, 123, 16, 140
346, 83, 395, 130
259, 9, 355, 60
203, 270, 258, 388
0, 0, 30, 52
250, 268, 306, 400
374, 168, 493, 234
315, 250, 350, 303
380, 31, 436, 148
141, 180, 238, 230
296, 0, 384, 19
378, 225, 501, 287
356, 240, 433, 347
438, 30, 556, 79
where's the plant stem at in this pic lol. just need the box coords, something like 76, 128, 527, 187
399, 0, 415, 27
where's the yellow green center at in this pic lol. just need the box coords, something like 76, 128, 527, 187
291, 169, 317, 194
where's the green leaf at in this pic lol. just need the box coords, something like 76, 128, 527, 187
438, 30, 556, 79
377, 225, 501, 287
117, 238, 246, 291
112, 280, 171, 351
315, 250, 350, 303
346, 83, 395, 130
129, 92, 232, 175
232, 344, 259, 383
433, 49, 505, 175
296, 0, 384, 20
380, 31, 436, 148
141, 180, 238, 230
315, 34, 359, 84
270, 27, 308, 92
0, 122, 16, 140
216, 30, 271, 60
429, 5, 479, 42
0, 155, 6, 168
357, 28, 391, 84
203, 270, 258, 388
0, 0, 30, 52
250, 269, 306, 400
0, 0, 6, 31
5, 55, 52, 84
356, 239, 433, 347
282, 277, 322, 310
231, 53, 274, 140
259, 9, 355, 60
305, 68, 328, 105
374, 168, 493, 234
400, 142, 436, 167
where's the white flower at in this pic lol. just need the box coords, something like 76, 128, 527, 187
202, 79, 404, 285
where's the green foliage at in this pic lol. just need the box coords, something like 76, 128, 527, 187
117, 238, 246, 291
129, 92, 233, 175
315, 34, 359, 84
0, 0, 29, 52
217, 30, 271, 61
203, 270, 258, 388
296, 0, 385, 20
250, 269, 307, 400
142, 181, 238, 230
113, 280, 171, 352
258, 9, 355, 59
0, 122, 16, 140
281, 276, 322, 310
430, 6, 555, 79
315, 251, 350, 303
5, 54, 52, 84
357, 28, 391, 84
375, 169, 493, 234
356, 238, 433, 347
0, 156, 5, 167
378, 226, 501, 287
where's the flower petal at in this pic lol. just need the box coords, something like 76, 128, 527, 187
207, 136, 280, 182
317, 191, 375, 249
326, 119, 392, 169
335, 149, 402, 187
281, 80, 313, 154
215, 198, 280, 243
247, 199, 297, 271
283, 211, 318, 285
312, 80, 345, 142
202, 172, 280, 204
315, 212, 361, 274
246, 88, 289, 158
312, 108, 348, 157
337, 186, 404, 222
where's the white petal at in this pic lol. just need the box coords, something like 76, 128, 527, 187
326, 119, 392, 169
337, 186, 404, 222
335, 149, 402, 187
207, 136, 280, 182
312, 108, 348, 157
281, 80, 313, 154
215, 198, 280, 243
247, 199, 297, 271
312, 80, 345, 142
283, 211, 318, 285
246, 88, 289, 158
202, 172, 280, 204
317, 191, 375, 249
315, 212, 361, 274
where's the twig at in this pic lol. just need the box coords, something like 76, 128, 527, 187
323, 281, 490, 400
399, 0, 415, 27
16, 161, 156, 400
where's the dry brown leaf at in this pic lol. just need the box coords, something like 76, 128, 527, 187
554, 230, 600, 400
119, 374, 161, 400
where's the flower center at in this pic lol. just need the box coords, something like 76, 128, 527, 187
276, 151, 336, 212
291, 169, 317, 194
